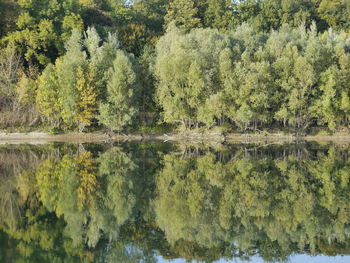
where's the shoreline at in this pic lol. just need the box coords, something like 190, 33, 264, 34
1, 131, 350, 144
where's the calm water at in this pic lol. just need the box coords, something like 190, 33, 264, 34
1, 141, 350, 263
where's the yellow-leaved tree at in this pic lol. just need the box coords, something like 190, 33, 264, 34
75, 66, 98, 132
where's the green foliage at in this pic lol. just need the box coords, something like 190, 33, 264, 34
137, 44, 159, 126
155, 23, 350, 131
235, 0, 326, 32
36, 27, 122, 131
155, 27, 227, 128
55, 29, 87, 126
203, 0, 236, 30
0, 0, 18, 38
164, 0, 201, 32
132, 0, 171, 34
98, 50, 140, 131
1, 0, 350, 132
5, 0, 84, 65
75, 66, 98, 131
318, 0, 350, 31
36, 64, 61, 126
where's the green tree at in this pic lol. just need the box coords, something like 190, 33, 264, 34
313, 32, 350, 129
269, 24, 334, 130
55, 29, 87, 127
237, 0, 326, 32
155, 27, 227, 128
132, 0, 171, 35
219, 24, 270, 129
204, 0, 236, 30
0, 0, 18, 38
36, 64, 61, 127
164, 0, 201, 32
233, 61, 274, 130
5, 0, 84, 65
318, 0, 350, 31
36, 27, 118, 131
98, 50, 140, 131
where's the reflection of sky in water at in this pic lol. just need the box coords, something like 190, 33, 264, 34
157, 255, 350, 263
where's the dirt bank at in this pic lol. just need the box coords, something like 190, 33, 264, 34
1, 131, 350, 144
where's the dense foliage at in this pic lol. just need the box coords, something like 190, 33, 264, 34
156, 24, 350, 130
0, 0, 349, 132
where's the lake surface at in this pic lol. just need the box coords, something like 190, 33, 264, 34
1, 141, 350, 263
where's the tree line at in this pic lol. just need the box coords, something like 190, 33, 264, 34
0, 0, 349, 132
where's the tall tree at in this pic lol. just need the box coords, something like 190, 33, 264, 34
55, 29, 87, 127
75, 66, 98, 132
236, 0, 326, 32
164, 0, 201, 32
155, 27, 227, 128
36, 64, 61, 127
204, 0, 236, 30
5, 0, 84, 65
318, 0, 350, 31
98, 50, 140, 131
36, 27, 114, 131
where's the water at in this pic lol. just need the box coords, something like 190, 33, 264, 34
1, 141, 350, 263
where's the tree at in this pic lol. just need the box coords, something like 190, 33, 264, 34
318, 0, 350, 31
164, 0, 201, 32
36, 64, 61, 127
137, 44, 158, 126
313, 32, 350, 129
232, 61, 274, 130
98, 50, 140, 131
84, 28, 120, 99
0, 45, 22, 99
5, 0, 84, 65
0, 0, 18, 38
268, 24, 336, 130
132, 0, 171, 34
36, 27, 117, 131
55, 29, 87, 127
75, 66, 98, 132
154, 27, 227, 128
204, 0, 236, 30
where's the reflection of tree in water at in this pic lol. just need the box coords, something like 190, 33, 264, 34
34, 146, 144, 250
0, 145, 49, 231
0, 145, 83, 262
0, 145, 144, 262
155, 144, 350, 262
1, 143, 350, 262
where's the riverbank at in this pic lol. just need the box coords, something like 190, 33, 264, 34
2, 130, 350, 144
